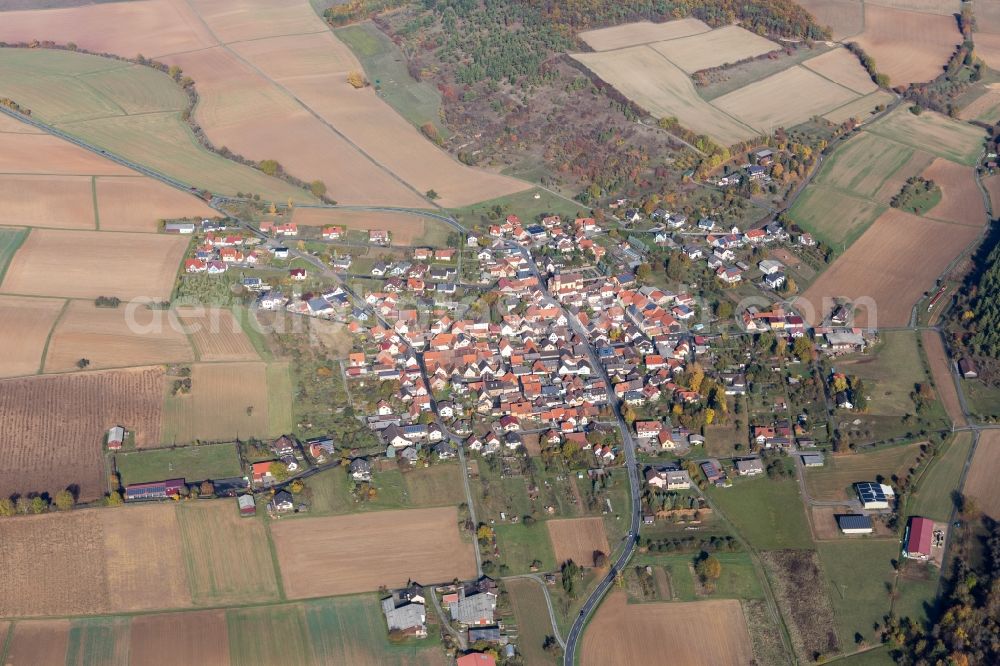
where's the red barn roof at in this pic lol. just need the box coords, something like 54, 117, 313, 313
906, 517, 934, 557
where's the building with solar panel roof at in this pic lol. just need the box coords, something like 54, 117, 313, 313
854, 482, 895, 509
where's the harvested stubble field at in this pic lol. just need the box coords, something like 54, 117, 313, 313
853, 5, 960, 87
0, 504, 189, 617
0, 367, 163, 501
161, 361, 280, 444
802, 47, 878, 95
578, 18, 710, 50
44, 301, 194, 373
0, 295, 64, 377
823, 89, 895, 125
798, 209, 982, 326
804, 443, 924, 501
816, 131, 919, 200
0, 130, 133, 176
130, 611, 231, 666
227, 605, 314, 666
0, 229, 188, 301
571, 47, 757, 145
176, 500, 280, 606
176, 306, 260, 361
648, 25, 779, 74
787, 186, 884, 250
962, 430, 1000, 520
760, 550, 839, 663
711, 65, 859, 135
271, 506, 477, 598
959, 86, 1000, 124
921, 158, 986, 227
795, 0, 865, 40
5, 620, 72, 666
867, 0, 962, 14
291, 207, 438, 246
975, 1, 1000, 70
581, 593, 753, 666
546, 517, 611, 566
95, 176, 216, 232
64, 617, 131, 665
0, 175, 95, 229
0, 0, 530, 208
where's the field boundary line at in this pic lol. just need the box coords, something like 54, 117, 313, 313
0, 226, 28, 286
0, 621, 13, 665
263, 518, 287, 601
91, 175, 100, 230
36, 298, 71, 375
798, 62, 869, 99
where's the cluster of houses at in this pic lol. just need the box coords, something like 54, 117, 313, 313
184, 230, 263, 275
380, 577, 502, 652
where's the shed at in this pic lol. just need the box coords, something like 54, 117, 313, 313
903, 516, 934, 559
800, 453, 824, 467
107, 425, 126, 450
836, 514, 873, 534
238, 494, 256, 516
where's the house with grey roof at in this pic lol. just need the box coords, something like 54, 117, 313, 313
448, 589, 497, 626
381, 596, 427, 637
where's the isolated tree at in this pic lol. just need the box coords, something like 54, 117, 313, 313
290, 479, 305, 494
346, 70, 365, 88
53, 489, 74, 511
309, 180, 327, 197
259, 159, 280, 176
77, 358, 91, 369
593, 550, 609, 568
199, 480, 215, 497
695, 553, 722, 581
0, 498, 13, 517
426, 189, 439, 200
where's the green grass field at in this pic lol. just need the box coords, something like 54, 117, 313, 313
787, 185, 885, 250
304, 596, 446, 664
906, 432, 972, 521
867, 106, 984, 167
896, 187, 942, 216
0, 227, 29, 284
227, 605, 314, 666
176, 502, 280, 606
115, 442, 243, 485
265, 362, 293, 435
0, 48, 313, 202
962, 379, 1000, 421
64, 617, 129, 666
838, 331, 935, 417
817, 540, 899, 647
804, 443, 923, 501
817, 132, 914, 199
304, 464, 467, 516
892, 575, 939, 628
505, 578, 560, 665
834, 645, 897, 666
335, 22, 449, 140
494, 522, 557, 574
451, 188, 585, 231
706, 477, 813, 550
634, 551, 764, 601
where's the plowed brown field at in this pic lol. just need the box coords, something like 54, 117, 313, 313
0, 295, 63, 377
130, 611, 231, 666
5, 620, 71, 666
921, 330, 965, 426
798, 209, 982, 326
271, 506, 477, 598
853, 5, 960, 87
547, 517, 611, 566
44, 301, 194, 372
0, 229, 188, 300
581, 593, 753, 666
0, 367, 163, 500
95, 177, 216, 232
964, 430, 1000, 519
176, 307, 259, 361
0, 175, 95, 229
922, 158, 986, 227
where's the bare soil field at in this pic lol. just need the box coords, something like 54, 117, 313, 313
292, 207, 430, 245
795, 0, 865, 40
130, 611, 231, 666
0, 367, 163, 500
578, 18, 710, 51
0, 510, 109, 616
760, 550, 839, 662
805, 443, 924, 501
802, 47, 877, 94
175, 500, 280, 605
712, 65, 860, 135
963, 430, 1000, 519
95, 177, 216, 232
546, 517, 611, 566
853, 5, 961, 87
580, 592, 753, 666
101, 504, 191, 612
176, 306, 259, 361
921, 330, 965, 426
188, 0, 321, 42
5, 620, 71, 666
0, 112, 44, 133
0, 229, 188, 301
271, 506, 477, 598
0, 295, 64, 377
866, 0, 962, 14
798, 209, 982, 326
0, 175, 95, 229
44, 301, 194, 373
571, 47, 757, 145
975, 2, 1000, 69
0, 131, 132, 176
922, 158, 986, 227
649, 25, 780, 74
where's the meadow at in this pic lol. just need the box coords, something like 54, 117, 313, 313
706, 477, 813, 551
817, 540, 900, 646
804, 443, 924, 501
115, 442, 243, 485
906, 433, 973, 522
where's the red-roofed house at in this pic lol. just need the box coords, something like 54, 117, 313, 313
456, 654, 496, 666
